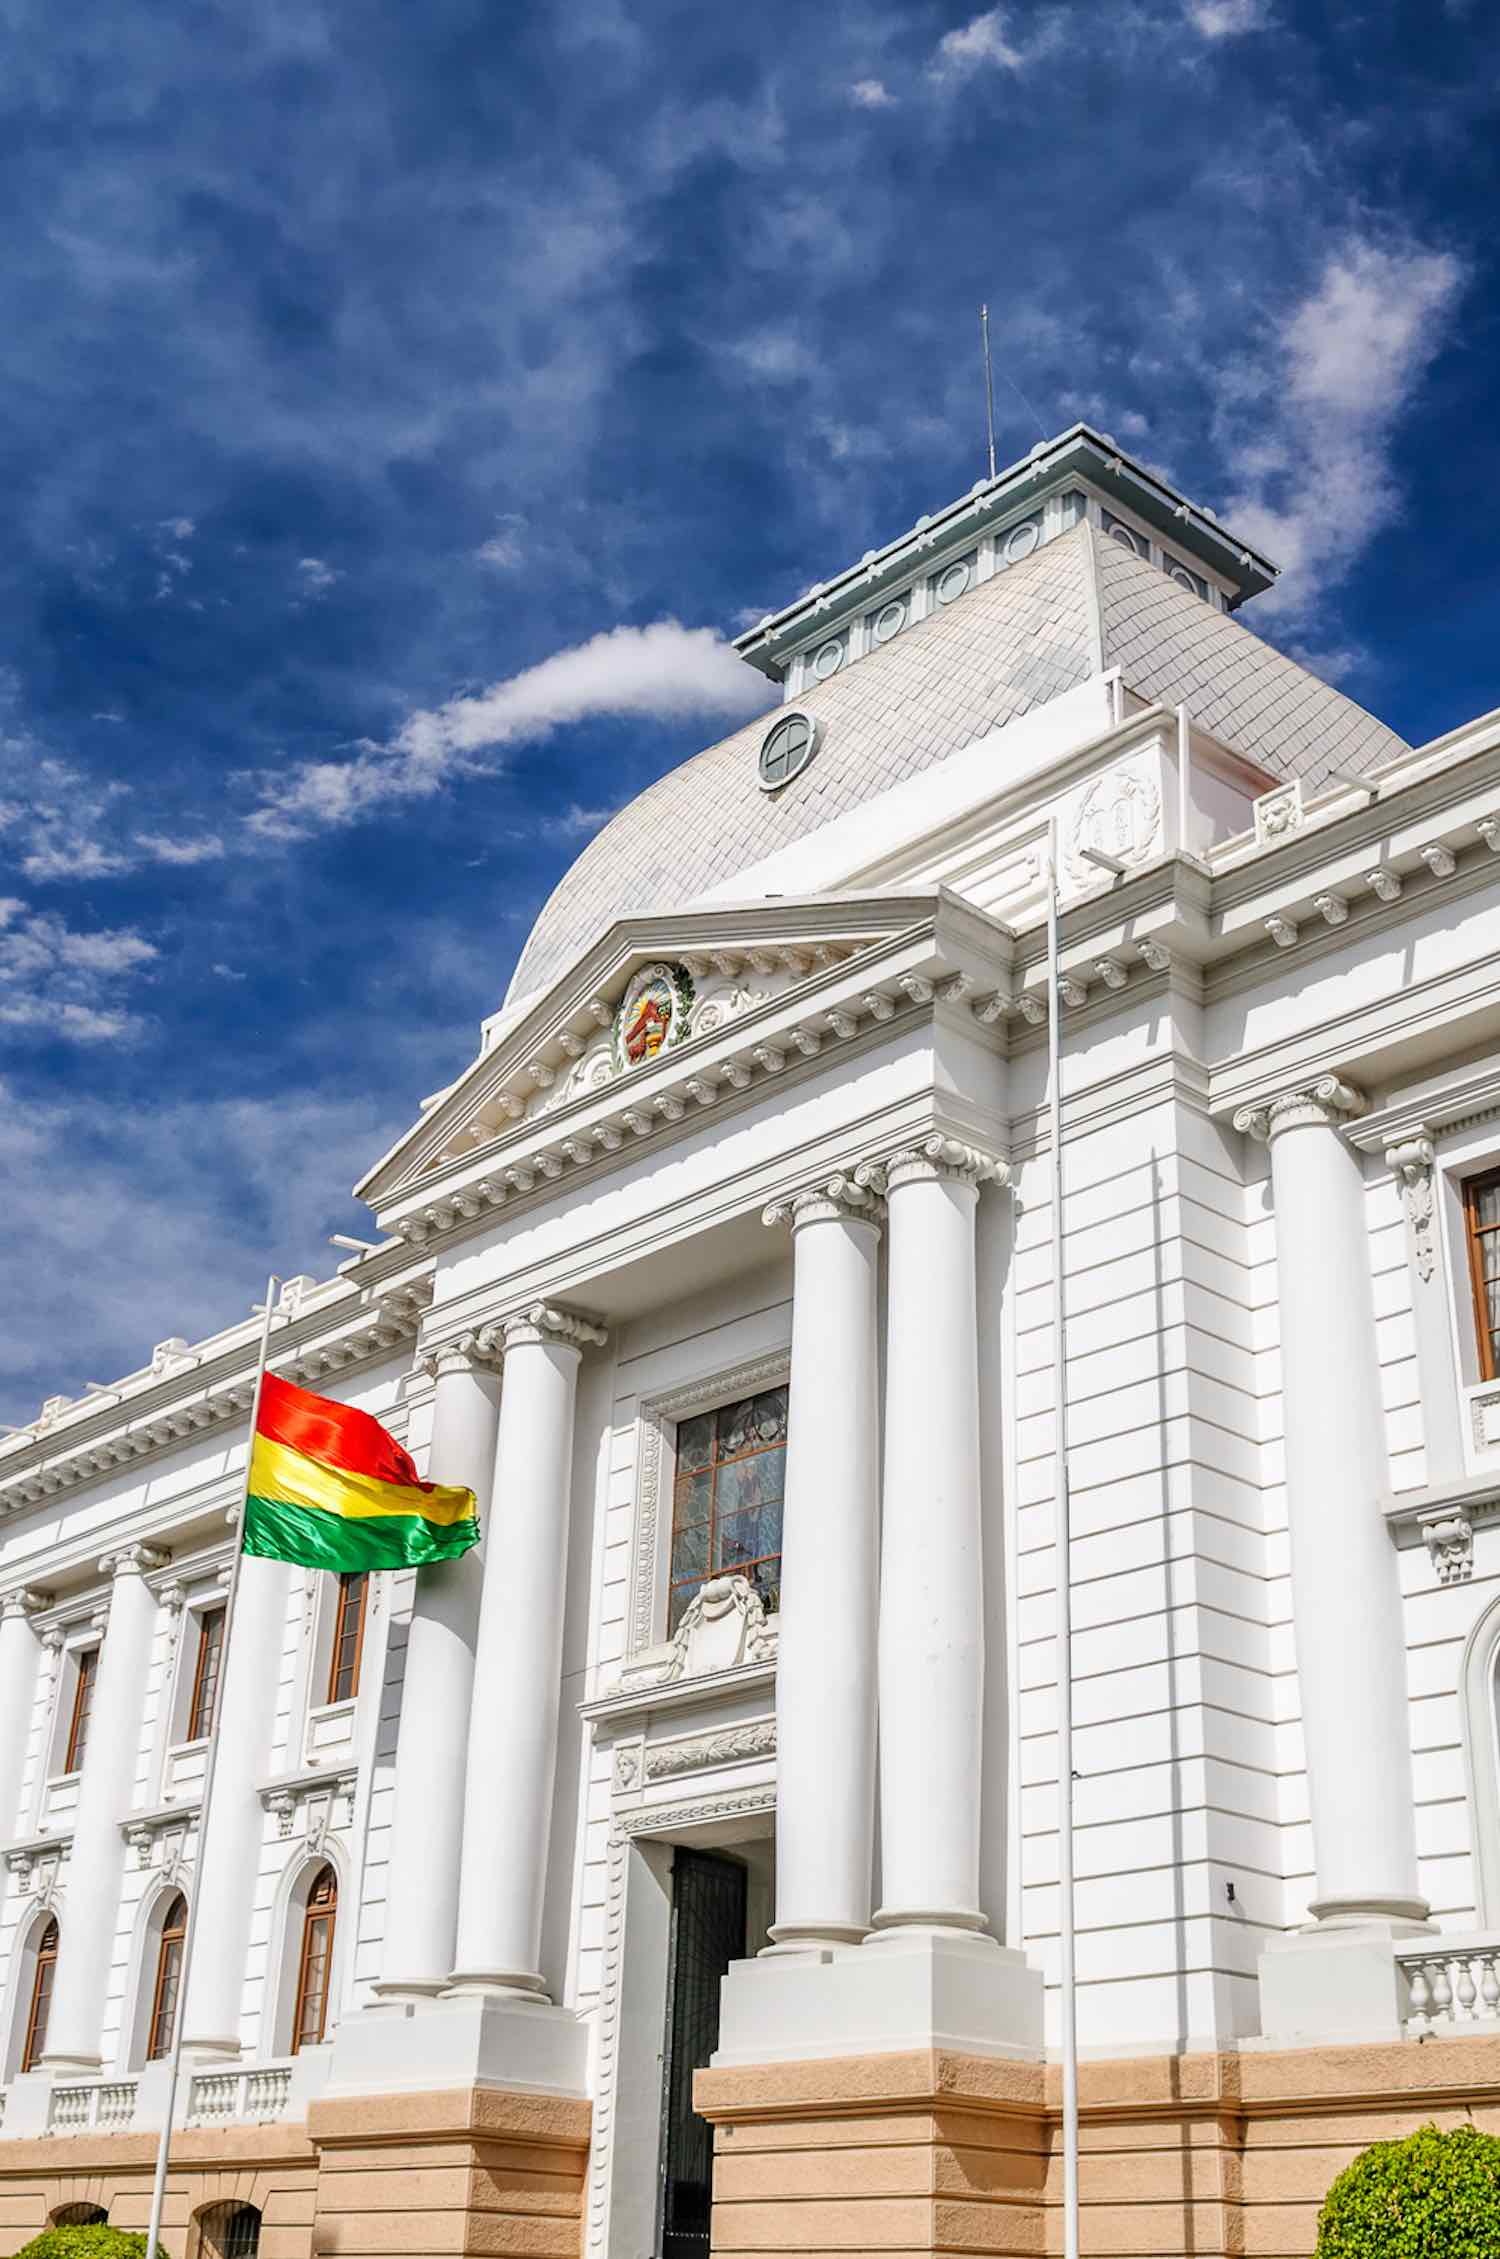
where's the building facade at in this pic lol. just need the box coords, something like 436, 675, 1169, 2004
2, 423, 1500, 2258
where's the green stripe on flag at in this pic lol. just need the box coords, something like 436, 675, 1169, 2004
243, 1492, 479, 1572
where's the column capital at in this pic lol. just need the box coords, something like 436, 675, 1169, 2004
880, 1135, 1010, 1194
98, 1543, 169, 1580
1233, 1075, 1368, 1143
763, 1170, 885, 1233
1, 1586, 52, 1622
418, 1328, 505, 1384
485, 1303, 608, 1357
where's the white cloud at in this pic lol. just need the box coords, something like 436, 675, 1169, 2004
475, 515, 528, 569
1222, 239, 1463, 620
134, 830, 226, 865
1187, 0, 1271, 34
159, 516, 196, 540
21, 835, 129, 881
932, 8, 1025, 78
730, 330, 819, 385
248, 618, 773, 838
296, 555, 341, 593
849, 77, 895, 108
0, 904, 157, 1042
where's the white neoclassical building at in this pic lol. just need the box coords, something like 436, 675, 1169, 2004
2, 423, 1500, 2259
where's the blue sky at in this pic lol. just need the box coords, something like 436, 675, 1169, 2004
1, 0, 1496, 1423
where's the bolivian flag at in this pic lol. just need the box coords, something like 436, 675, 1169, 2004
243, 1373, 479, 1572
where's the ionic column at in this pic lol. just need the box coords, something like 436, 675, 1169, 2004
179, 1553, 292, 2057
42, 1546, 167, 2072
1236, 1078, 1425, 1923
376, 1336, 503, 2001
448, 1305, 605, 1999
872, 1138, 1005, 1936
0, 1590, 51, 1844
761, 1177, 881, 1951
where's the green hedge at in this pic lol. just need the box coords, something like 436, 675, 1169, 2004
1315, 2122, 1500, 2256
16, 2231, 168, 2259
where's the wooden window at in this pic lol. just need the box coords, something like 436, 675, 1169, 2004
292, 1865, 337, 2051
668, 1386, 788, 1634
147, 1892, 187, 2061
1466, 1168, 1500, 1382
21, 1916, 58, 2071
187, 1607, 226, 1742
64, 1647, 99, 1774
325, 1574, 367, 1705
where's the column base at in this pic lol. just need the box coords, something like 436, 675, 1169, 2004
325, 1987, 588, 2099
1256, 1915, 1430, 2047
441, 1967, 550, 2002
716, 1926, 1044, 2068
762, 1920, 869, 1956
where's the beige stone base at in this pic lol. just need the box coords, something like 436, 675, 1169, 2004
310, 2086, 591, 2259
0, 2086, 590, 2259
0, 2122, 318, 2259
695, 2034, 1500, 2258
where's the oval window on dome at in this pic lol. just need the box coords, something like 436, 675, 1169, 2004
935, 558, 972, 605
811, 638, 845, 680
758, 711, 820, 793
1003, 516, 1041, 564
872, 599, 906, 644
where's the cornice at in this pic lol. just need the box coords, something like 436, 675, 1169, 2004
1348, 1064, 1500, 1153
0, 1278, 432, 1518
579, 1658, 777, 1730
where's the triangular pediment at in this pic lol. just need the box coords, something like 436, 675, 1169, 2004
355, 891, 949, 1213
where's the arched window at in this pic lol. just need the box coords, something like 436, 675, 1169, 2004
21, 1915, 59, 2070
147, 1892, 188, 2060
292, 1865, 337, 2050
197, 2201, 262, 2259
326, 1573, 367, 1703
52, 2206, 108, 2227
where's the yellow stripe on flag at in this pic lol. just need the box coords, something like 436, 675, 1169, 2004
248, 1432, 476, 1526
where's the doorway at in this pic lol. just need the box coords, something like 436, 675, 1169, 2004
656, 1847, 748, 2258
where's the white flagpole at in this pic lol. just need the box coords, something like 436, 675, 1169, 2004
143, 1273, 280, 2259
1046, 827, 1080, 2259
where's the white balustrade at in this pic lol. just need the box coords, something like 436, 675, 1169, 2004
1401, 1935, 1500, 2034
46, 2078, 138, 2133
185, 2062, 292, 2126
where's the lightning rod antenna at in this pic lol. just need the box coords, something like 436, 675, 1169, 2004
980, 303, 997, 482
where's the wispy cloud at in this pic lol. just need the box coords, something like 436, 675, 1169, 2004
1187, 0, 1272, 34
1221, 238, 1464, 619
475, 515, 528, 569
296, 555, 341, 594
0, 902, 157, 1043
849, 78, 896, 108
133, 830, 226, 866
931, 8, 1026, 79
247, 619, 772, 838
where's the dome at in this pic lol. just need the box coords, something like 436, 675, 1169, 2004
508, 517, 1406, 1004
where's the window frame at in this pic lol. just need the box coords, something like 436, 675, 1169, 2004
1464, 1165, 1500, 1384
666, 1384, 789, 1636
291, 1864, 338, 2052
186, 1606, 226, 1743
21, 1915, 59, 2071
146, 1891, 188, 2062
324, 1573, 368, 1706
64, 1645, 99, 1775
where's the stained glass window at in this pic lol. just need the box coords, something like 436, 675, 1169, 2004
1466, 1169, 1500, 1381
668, 1386, 788, 1633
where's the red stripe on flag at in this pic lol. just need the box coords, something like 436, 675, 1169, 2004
256, 1372, 433, 1492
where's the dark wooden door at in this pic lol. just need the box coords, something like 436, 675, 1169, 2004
658, 1848, 748, 2258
